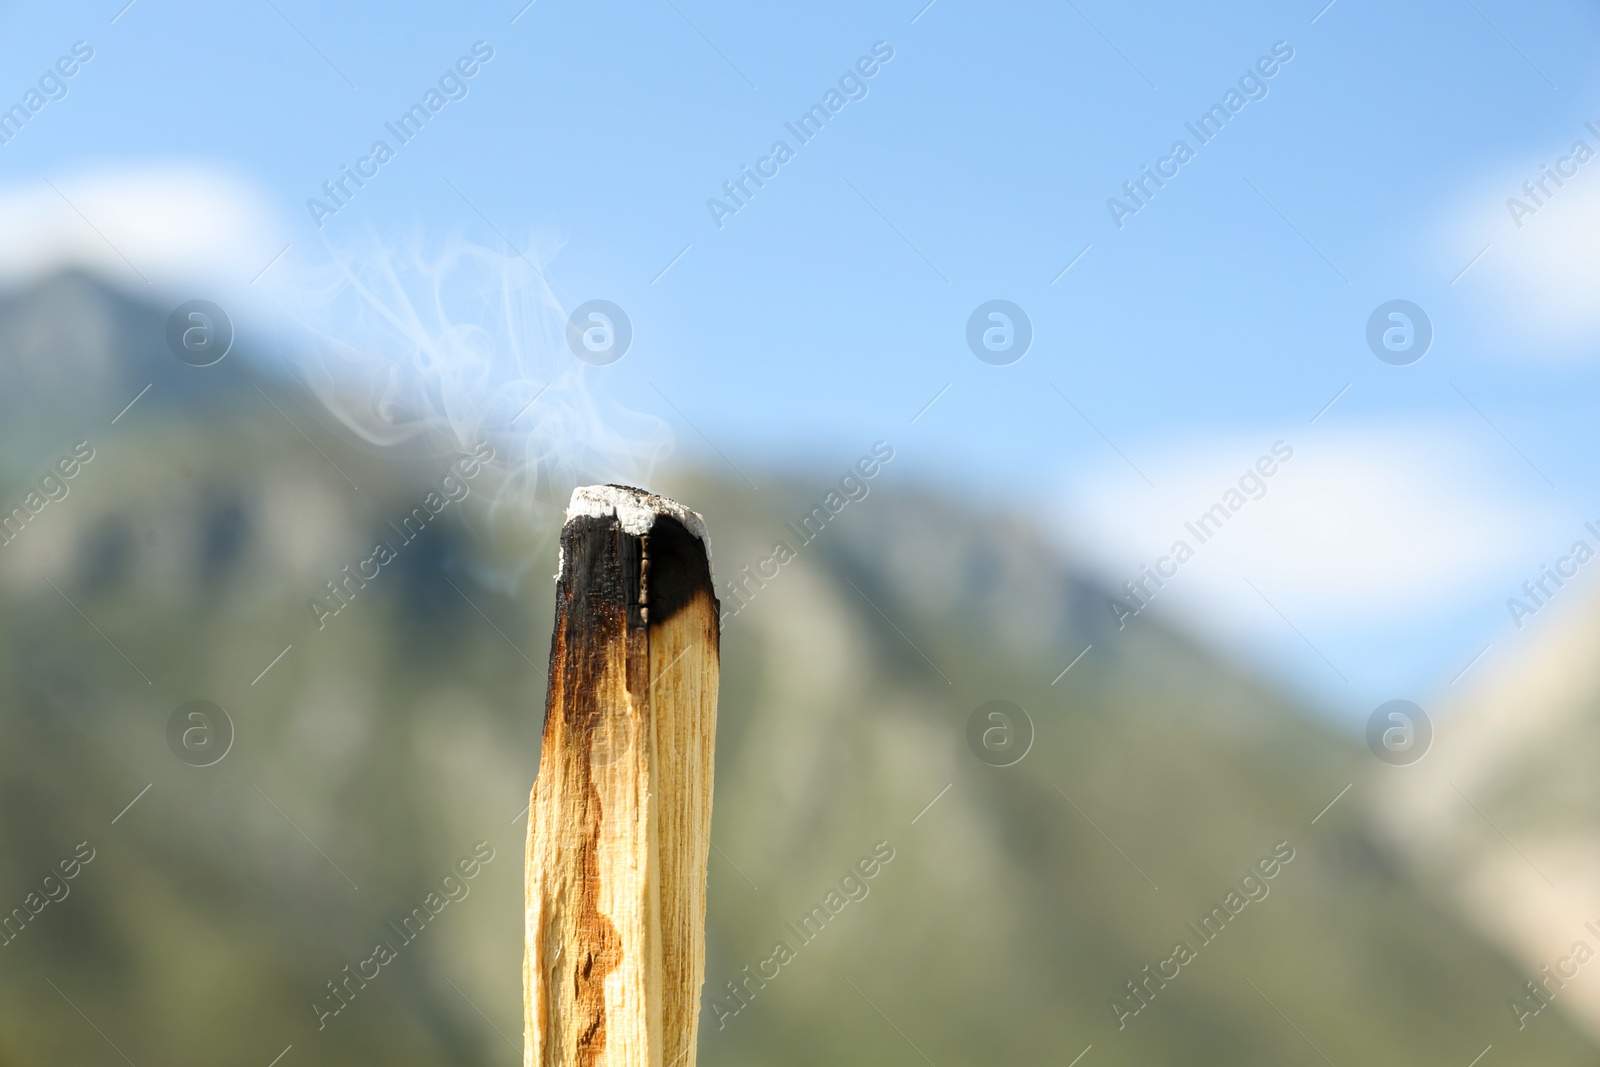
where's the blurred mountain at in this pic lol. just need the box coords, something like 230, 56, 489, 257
0, 274, 1591, 1065
1374, 582, 1600, 1044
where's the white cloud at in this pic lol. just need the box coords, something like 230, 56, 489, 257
0, 164, 281, 292
1442, 142, 1600, 354
1057, 426, 1559, 631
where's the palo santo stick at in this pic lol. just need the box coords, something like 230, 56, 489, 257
525, 485, 720, 1067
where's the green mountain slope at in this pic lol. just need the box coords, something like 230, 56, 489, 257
0, 274, 1589, 1065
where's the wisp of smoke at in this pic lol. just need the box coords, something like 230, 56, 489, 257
270, 228, 672, 524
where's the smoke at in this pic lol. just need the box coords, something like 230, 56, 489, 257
269, 227, 672, 526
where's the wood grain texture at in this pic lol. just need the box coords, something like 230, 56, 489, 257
525, 494, 719, 1067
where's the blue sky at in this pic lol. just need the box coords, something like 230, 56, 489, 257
3, 0, 1599, 723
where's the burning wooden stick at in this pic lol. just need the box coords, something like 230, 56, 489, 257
524, 485, 720, 1067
